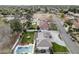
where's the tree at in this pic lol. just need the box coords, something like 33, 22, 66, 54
60, 9, 64, 13
36, 7, 41, 11
27, 20, 32, 29
10, 20, 22, 32
68, 8, 77, 13
61, 13, 64, 18
37, 26, 40, 30
44, 7, 48, 13
65, 20, 73, 26
68, 26, 73, 33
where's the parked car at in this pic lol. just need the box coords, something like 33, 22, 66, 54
40, 49, 46, 53
71, 38, 75, 41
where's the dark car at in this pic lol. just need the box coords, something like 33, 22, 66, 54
40, 49, 46, 53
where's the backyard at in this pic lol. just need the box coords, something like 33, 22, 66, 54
20, 31, 35, 44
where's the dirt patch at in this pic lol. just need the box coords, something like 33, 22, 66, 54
0, 22, 17, 53
33, 13, 53, 21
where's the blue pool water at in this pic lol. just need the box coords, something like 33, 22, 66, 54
16, 46, 33, 54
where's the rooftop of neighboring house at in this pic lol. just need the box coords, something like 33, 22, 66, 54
64, 14, 75, 21
73, 19, 79, 29
19, 16, 25, 19
74, 13, 79, 17
68, 11, 79, 17
68, 11, 74, 16
20, 19, 27, 24
6, 16, 15, 21
39, 21, 49, 30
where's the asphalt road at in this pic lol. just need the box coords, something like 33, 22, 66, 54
52, 15, 79, 54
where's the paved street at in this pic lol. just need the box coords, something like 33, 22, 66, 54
52, 15, 79, 54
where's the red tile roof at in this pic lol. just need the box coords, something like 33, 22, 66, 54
39, 21, 49, 30
73, 20, 79, 28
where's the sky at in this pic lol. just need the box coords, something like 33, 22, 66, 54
0, 0, 79, 5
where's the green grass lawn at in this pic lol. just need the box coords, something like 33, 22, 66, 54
52, 42, 68, 53
21, 31, 35, 44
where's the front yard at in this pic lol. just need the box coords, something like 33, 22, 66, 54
52, 42, 68, 53
20, 31, 35, 44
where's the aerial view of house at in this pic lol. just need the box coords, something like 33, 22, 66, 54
0, 5, 79, 54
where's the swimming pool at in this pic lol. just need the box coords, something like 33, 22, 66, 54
14, 45, 33, 54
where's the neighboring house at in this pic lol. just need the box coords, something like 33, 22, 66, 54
32, 18, 49, 30
20, 16, 28, 24
73, 19, 79, 29
20, 19, 27, 24
0, 14, 4, 17
5, 15, 15, 21
67, 12, 74, 16
64, 15, 74, 22
39, 21, 49, 30
32, 13, 53, 30
74, 13, 79, 17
